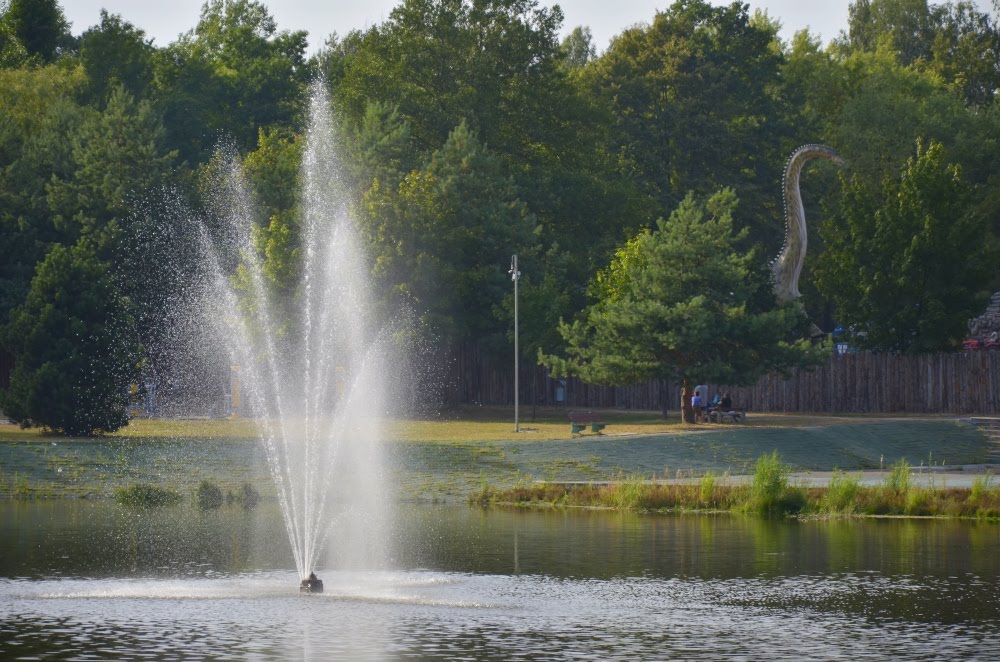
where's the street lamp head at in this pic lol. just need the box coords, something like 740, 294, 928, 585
509, 254, 520, 281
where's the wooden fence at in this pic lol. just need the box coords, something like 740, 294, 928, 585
1, 345, 996, 415
443, 344, 1000, 415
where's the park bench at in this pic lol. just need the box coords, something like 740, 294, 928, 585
708, 408, 746, 424
569, 410, 606, 434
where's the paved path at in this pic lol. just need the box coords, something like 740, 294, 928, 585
551, 465, 997, 489
786, 467, 993, 489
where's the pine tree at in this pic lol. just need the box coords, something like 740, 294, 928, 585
541, 189, 826, 418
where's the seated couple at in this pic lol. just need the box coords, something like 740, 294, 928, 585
692, 390, 736, 423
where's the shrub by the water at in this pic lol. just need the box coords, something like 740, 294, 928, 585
823, 471, 861, 513
607, 474, 648, 510
748, 451, 803, 515
862, 459, 912, 514
969, 474, 995, 504
905, 485, 934, 515
884, 459, 911, 496
196, 480, 224, 510
969, 474, 1000, 518
236, 482, 260, 509
115, 483, 182, 507
699, 471, 717, 507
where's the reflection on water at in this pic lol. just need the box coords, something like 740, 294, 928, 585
1, 501, 999, 660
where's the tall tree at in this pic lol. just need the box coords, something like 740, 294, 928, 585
846, 0, 937, 64
927, 1, 1000, 106
0, 7, 27, 67
814, 140, 994, 352
585, 0, 789, 252
79, 10, 155, 103
153, 0, 310, 162
1, 0, 70, 62
46, 84, 175, 259
0, 242, 141, 435
241, 127, 304, 297
359, 120, 537, 341
0, 64, 86, 317
541, 189, 824, 418
827, 46, 998, 188
843, 0, 1000, 106
560, 25, 596, 69
339, 0, 646, 346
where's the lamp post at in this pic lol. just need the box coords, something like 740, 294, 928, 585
509, 254, 521, 433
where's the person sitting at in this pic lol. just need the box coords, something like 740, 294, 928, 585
714, 392, 744, 422
707, 392, 721, 418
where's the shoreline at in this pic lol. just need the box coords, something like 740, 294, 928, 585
2, 415, 997, 506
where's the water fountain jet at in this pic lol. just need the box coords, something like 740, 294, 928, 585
190, 81, 394, 591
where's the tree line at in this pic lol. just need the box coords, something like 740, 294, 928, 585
1, 0, 998, 433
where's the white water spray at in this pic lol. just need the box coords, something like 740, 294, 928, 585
195, 82, 392, 580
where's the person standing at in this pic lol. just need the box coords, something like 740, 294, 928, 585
691, 389, 704, 423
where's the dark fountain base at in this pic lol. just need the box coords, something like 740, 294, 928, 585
300, 573, 324, 594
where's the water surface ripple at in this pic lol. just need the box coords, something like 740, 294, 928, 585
2, 502, 997, 660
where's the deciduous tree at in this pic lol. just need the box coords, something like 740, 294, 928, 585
814, 140, 994, 352
585, 0, 788, 251
359, 120, 537, 342
79, 10, 155, 103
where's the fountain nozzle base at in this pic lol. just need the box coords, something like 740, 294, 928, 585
299, 573, 324, 594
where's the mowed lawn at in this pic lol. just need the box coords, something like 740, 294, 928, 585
0, 408, 993, 501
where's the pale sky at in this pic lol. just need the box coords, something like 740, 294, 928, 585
58, 1, 865, 53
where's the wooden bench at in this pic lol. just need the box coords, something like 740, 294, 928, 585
708, 408, 745, 424
568, 410, 606, 434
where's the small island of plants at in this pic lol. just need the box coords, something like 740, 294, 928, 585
471, 452, 1000, 520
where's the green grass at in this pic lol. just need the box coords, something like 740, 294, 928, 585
699, 471, 717, 507
747, 450, 800, 516
822, 471, 862, 513
0, 411, 994, 504
7, 408, 941, 444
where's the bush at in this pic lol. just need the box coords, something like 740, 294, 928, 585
748, 451, 797, 516
969, 473, 995, 504
823, 471, 861, 513
699, 471, 716, 507
236, 482, 259, 510
884, 459, 911, 496
905, 486, 934, 515
115, 483, 181, 507
195, 480, 223, 510
607, 474, 648, 510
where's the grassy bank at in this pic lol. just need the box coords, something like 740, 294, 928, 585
470, 453, 1000, 519
2, 407, 956, 443
0, 411, 994, 503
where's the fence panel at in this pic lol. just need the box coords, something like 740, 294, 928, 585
443, 344, 1000, 414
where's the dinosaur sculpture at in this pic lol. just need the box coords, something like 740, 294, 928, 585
771, 144, 846, 306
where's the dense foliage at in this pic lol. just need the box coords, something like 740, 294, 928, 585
0, 0, 999, 429
0, 243, 141, 434
815, 140, 996, 352
540, 190, 827, 416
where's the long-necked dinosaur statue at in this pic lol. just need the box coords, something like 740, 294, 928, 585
771, 144, 845, 307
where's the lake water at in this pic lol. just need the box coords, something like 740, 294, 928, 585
1, 501, 998, 660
